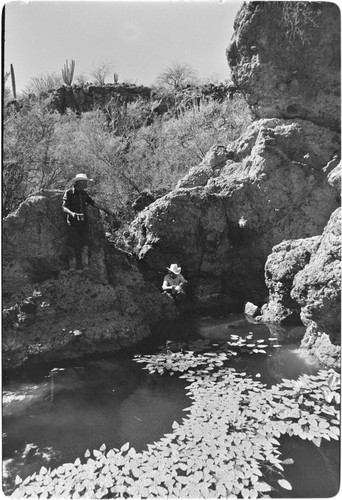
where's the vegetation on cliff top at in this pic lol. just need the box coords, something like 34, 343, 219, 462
3, 84, 251, 222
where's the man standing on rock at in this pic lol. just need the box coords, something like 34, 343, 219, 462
62, 173, 112, 271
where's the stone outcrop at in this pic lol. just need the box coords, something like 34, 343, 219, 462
292, 208, 341, 369
259, 208, 341, 369
2, 190, 107, 296
227, 2, 341, 131
130, 118, 340, 310
2, 191, 175, 369
47, 84, 152, 114
22, 82, 237, 117
127, 1, 341, 366
244, 302, 261, 318
261, 236, 320, 324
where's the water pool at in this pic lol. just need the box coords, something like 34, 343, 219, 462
2, 314, 340, 497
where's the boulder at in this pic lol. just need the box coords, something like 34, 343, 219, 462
2, 191, 176, 369
2, 262, 175, 370
129, 118, 340, 309
291, 208, 341, 369
227, 2, 340, 130
244, 302, 260, 318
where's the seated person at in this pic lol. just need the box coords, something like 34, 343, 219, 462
162, 264, 188, 303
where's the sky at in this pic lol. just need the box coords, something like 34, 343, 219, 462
3, 0, 243, 92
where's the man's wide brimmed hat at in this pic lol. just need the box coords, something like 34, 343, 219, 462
167, 264, 181, 275
70, 173, 93, 184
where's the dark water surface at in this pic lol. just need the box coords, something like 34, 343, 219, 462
2, 314, 340, 497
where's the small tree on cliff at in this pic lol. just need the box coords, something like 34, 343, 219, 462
90, 61, 114, 85
155, 62, 198, 90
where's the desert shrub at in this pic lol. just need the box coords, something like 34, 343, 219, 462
2, 91, 251, 221
3, 101, 67, 215
125, 95, 252, 193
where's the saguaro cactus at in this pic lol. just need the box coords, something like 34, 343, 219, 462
114, 72, 119, 84
10, 64, 16, 99
61, 59, 75, 86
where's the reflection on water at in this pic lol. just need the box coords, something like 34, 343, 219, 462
3, 314, 339, 498
196, 314, 320, 384
2, 359, 190, 493
195, 314, 340, 498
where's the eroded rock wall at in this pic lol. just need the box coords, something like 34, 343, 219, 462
2, 190, 107, 296
292, 208, 341, 368
260, 209, 341, 369
129, 1, 341, 367
227, 1, 341, 130
261, 236, 320, 324
2, 191, 175, 369
130, 118, 340, 309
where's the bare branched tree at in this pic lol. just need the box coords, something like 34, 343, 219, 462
90, 61, 114, 85
155, 62, 198, 90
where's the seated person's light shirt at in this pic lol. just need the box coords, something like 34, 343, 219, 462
163, 273, 186, 289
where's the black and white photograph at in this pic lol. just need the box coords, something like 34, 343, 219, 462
2, 0, 340, 498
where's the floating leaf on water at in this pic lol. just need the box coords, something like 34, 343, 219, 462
100, 443, 106, 452
312, 436, 322, 447
121, 442, 130, 452
93, 449, 102, 458
15, 475, 23, 485
282, 458, 294, 465
324, 391, 334, 403
278, 479, 292, 490
255, 482, 272, 492
74, 457, 81, 466
86, 458, 96, 468
57, 465, 65, 475
84, 449, 90, 458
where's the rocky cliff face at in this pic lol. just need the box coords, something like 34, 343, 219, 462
128, 1, 340, 366
260, 208, 341, 369
261, 235, 320, 325
2, 190, 107, 295
2, 191, 175, 370
227, 2, 340, 131
130, 119, 339, 309
292, 208, 341, 369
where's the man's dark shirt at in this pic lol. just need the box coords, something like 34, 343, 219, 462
62, 187, 95, 226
